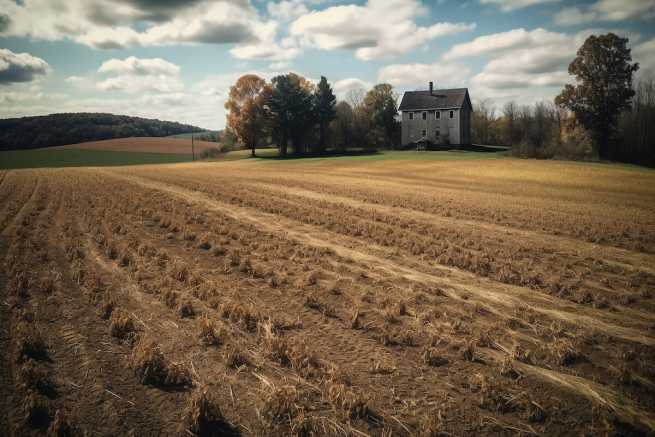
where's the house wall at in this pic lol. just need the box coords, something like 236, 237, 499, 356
401, 109, 461, 146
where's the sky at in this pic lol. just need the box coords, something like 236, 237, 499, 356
0, 0, 654, 130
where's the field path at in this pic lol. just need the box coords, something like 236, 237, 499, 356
248, 181, 655, 276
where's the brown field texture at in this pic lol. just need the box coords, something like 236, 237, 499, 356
1, 157, 654, 436
51, 136, 219, 155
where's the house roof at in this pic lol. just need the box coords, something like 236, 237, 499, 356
398, 88, 470, 111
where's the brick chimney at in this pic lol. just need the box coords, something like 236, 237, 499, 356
429, 81, 433, 95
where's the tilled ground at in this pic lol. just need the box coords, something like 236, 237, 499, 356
1, 157, 654, 436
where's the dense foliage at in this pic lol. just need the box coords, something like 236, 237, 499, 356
224, 75, 271, 158
555, 33, 639, 159
0, 113, 204, 151
223, 73, 400, 157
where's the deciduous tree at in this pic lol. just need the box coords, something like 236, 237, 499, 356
363, 84, 399, 147
224, 74, 270, 157
555, 33, 639, 159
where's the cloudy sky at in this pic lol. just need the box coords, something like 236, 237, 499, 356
0, 0, 653, 129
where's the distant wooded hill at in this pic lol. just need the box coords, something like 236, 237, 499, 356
0, 113, 206, 151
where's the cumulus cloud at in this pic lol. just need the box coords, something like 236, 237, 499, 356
289, 0, 475, 60
554, 0, 655, 26
0, 48, 49, 84
96, 56, 183, 94
378, 62, 470, 88
98, 56, 180, 76
479, 0, 559, 12
0, 0, 277, 54
268, 0, 309, 21
442, 27, 639, 105
443, 28, 567, 60
229, 22, 300, 61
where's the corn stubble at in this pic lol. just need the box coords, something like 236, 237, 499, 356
1, 159, 654, 436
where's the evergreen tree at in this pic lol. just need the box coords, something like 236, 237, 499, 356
313, 76, 336, 153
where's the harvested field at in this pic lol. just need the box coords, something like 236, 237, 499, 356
55, 137, 219, 155
1, 156, 654, 436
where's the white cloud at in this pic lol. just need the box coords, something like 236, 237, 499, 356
98, 56, 180, 76
479, 0, 559, 12
268, 0, 309, 21
443, 27, 641, 105
96, 75, 184, 93
554, 0, 655, 26
96, 56, 183, 94
378, 62, 470, 88
0, 0, 284, 58
443, 28, 567, 60
229, 22, 300, 61
472, 71, 570, 90
0, 48, 49, 84
289, 0, 475, 60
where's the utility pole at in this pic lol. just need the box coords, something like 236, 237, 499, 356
191, 134, 195, 161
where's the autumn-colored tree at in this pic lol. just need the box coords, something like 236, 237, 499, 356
555, 33, 639, 159
224, 74, 271, 157
313, 76, 336, 153
269, 73, 315, 156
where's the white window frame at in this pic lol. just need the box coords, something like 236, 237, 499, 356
422, 111, 427, 120
435, 111, 441, 120
408, 112, 414, 120
449, 110, 454, 119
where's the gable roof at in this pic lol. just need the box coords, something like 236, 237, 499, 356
398, 88, 470, 111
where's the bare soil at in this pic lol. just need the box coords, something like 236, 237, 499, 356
51, 137, 219, 155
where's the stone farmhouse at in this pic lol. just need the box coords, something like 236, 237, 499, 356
398, 82, 472, 147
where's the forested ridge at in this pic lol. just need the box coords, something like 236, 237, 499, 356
0, 113, 204, 151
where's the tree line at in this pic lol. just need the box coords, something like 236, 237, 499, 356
0, 113, 205, 151
472, 33, 654, 167
224, 73, 400, 157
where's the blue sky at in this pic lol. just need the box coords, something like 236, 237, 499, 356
0, 0, 653, 129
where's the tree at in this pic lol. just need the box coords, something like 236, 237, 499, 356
615, 75, 655, 166
331, 101, 354, 150
269, 73, 315, 157
363, 84, 399, 148
313, 76, 337, 153
502, 101, 519, 146
555, 33, 639, 159
472, 99, 496, 145
224, 74, 270, 157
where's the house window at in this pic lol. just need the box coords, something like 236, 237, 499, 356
449, 110, 454, 119
421, 129, 426, 137
408, 112, 414, 120
422, 111, 427, 120
435, 130, 440, 139
435, 111, 441, 120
